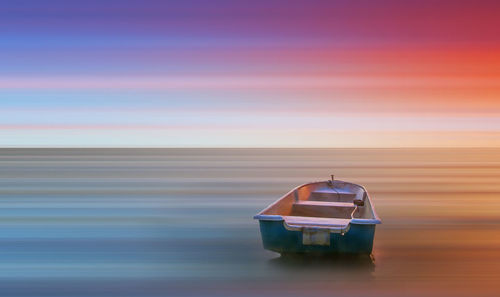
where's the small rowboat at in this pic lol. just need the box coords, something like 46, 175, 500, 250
254, 177, 381, 255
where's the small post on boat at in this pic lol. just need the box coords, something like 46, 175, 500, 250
329, 174, 335, 188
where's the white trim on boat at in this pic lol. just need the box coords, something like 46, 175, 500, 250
253, 180, 382, 229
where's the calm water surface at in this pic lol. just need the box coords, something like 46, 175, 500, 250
0, 148, 499, 296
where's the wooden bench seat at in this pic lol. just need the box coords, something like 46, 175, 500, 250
309, 187, 357, 202
283, 216, 350, 228
294, 200, 354, 207
291, 200, 355, 219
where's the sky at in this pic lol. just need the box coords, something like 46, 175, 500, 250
1, 0, 499, 147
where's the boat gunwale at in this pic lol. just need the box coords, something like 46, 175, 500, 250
253, 180, 382, 225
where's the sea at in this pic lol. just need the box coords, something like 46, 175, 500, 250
0, 148, 498, 297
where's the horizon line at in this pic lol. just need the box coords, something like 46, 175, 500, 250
1, 146, 499, 149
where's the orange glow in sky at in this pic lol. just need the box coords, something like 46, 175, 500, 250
1, 0, 499, 147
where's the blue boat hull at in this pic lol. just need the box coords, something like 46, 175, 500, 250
259, 220, 376, 255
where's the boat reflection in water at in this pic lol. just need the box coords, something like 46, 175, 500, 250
269, 253, 375, 278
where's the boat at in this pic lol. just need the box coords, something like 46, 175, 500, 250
254, 176, 381, 255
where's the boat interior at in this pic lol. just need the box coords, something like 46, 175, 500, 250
256, 180, 380, 233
